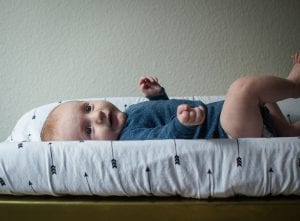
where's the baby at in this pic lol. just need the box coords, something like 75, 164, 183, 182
41, 53, 300, 141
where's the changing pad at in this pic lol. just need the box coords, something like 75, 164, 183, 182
1, 96, 299, 199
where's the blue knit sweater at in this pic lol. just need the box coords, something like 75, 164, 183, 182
118, 91, 227, 140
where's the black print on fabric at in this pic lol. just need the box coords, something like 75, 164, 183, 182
49, 143, 57, 175
32, 110, 36, 119
0, 177, 5, 186
207, 169, 213, 199
27, 133, 31, 141
111, 142, 117, 169
29, 181, 36, 193
146, 167, 153, 195
173, 140, 180, 165
84, 172, 92, 194
297, 158, 300, 167
236, 139, 242, 167
268, 167, 274, 196
18, 143, 23, 149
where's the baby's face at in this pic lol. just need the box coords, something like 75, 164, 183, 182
53, 100, 126, 140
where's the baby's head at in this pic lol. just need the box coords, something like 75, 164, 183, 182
41, 100, 126, 141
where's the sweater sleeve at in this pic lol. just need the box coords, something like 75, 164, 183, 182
146, 87, 169, 100
120, 117, 197, 140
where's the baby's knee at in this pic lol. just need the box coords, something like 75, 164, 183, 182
228, 76, 258, 96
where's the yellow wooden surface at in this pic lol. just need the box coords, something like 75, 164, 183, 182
0, 195, 300, 221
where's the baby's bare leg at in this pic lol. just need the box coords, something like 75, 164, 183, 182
265, 54, 300, 136
264, 102, 300, 136
220, 63, 300, 138
264, 103, 288, 135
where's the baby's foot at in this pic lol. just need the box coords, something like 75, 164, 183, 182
288, 53, 300, 85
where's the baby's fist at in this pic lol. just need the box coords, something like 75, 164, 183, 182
177, 104, 206, 126
139, 76, 162, 97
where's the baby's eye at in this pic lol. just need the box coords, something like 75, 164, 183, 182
84, 103, 92, 113
85, 126, 92, 136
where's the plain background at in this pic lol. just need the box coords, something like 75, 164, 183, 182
1, 0, 300, 141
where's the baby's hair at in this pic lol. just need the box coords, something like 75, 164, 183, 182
40, 105, 61, 141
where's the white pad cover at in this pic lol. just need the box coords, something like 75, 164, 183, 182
0, 138, 300, 198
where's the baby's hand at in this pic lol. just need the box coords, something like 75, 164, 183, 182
177, 104, 206, 126
139, 76, 163, 97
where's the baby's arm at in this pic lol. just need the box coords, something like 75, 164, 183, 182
177, 104, 206, 126
139, 76, 169, 100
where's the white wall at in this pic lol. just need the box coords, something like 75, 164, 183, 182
1, 0, 300, 141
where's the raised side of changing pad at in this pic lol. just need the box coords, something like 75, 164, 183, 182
1, 138, 299, 198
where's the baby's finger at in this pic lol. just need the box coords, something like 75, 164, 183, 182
291, 54, 296, 64
297, 53, 300, 63
146, 76, 159, 84
139, 76, 150, 87
139, 76, 149, 82
195, 106, 205, 124
180, 110, 190, 122
292, 53, 300, 64
139, 76, 146, 86
177, 104, 190, 115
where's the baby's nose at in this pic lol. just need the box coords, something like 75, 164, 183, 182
95, 111, 106, 124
